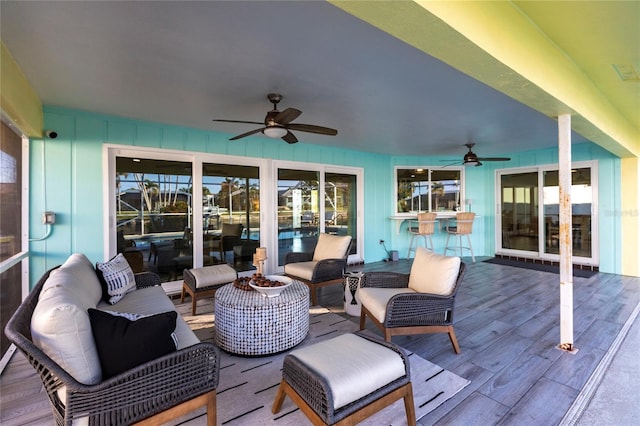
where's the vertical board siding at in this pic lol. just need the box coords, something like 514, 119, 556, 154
28, 105, 623, 288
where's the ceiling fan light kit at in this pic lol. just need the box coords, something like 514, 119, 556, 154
213, 93, 338, 144
263, 126, 288, 138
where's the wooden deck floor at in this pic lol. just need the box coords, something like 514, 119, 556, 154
1, 257, 638, 425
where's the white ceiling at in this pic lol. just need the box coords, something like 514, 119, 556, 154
2, 1, 634, 159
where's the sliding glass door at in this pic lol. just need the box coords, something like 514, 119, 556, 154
500, 171, 539, 252
497, 163, 597, 264
203, 163, 260, 270
277, 168, 320, 265
276, 166, 360, 268
543, 167, 592, 258
109, 147, 363, 281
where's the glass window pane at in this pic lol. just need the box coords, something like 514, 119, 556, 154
325, 172, 356, 252
396, 168, 462, 213
431, 169, 462, 212
501, 172, 539, 251
116, 158, 193, 281
543, 168, 591, 256
203, 163, 259, 270
277, 169, 319, 266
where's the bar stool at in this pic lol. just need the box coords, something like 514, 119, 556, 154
407, 212, 437, 258
443, 212, 476, 263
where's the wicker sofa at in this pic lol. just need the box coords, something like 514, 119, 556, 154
4, 253, 219, 425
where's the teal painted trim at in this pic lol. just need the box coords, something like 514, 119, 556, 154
29, 106, 623, 287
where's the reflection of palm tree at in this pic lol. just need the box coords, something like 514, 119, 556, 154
218, 178, 239, 210
116, 172, 129, 214
137, 178, 158, 212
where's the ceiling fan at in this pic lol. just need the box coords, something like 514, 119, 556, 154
443, 143, 511, 167
212, 93, 338, 144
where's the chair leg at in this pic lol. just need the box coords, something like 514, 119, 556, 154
180, 285, 186, 304
466, 234, 475, 263
310, 286, 318, 306
403, 382, 417, 426
447, 326, 461, 354
192, 295, 197, 316
407, 234, 416, 258
443, 233, 451, 255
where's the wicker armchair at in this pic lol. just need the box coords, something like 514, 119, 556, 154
358, 249, 467, 353
4, 267, 219, 426
284, 233, 352, 306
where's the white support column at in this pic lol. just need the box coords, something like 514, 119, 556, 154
558, 114, 574, 351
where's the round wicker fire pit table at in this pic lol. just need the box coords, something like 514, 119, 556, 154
214, 278, 310, 355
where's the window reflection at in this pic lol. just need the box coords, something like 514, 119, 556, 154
395, 167, 462, 213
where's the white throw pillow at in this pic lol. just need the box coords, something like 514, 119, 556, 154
408, 248, 461, 295
96, 253, 137, 305
312, 233, 352, 261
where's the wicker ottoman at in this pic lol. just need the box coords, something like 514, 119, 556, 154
272, 331, 416, 425
181, 264, 237, 315
214, 280, 310, 355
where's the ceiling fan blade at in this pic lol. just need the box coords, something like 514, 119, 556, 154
282, 131, 298, 144
213, 119, 265, 125
229, 127, 265, 141
477, 157, 511, 161
274, 108, 302, 125
439, 159, 463, 166
287, 123, 338, 136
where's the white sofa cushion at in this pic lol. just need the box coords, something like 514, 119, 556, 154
283, 261, 317, 281
41, 253, 103, 308
408, 248, 461, 295
31, 285, 102, 385
312, 233, 352, 261
96, 253, 137, 304
289, 333, 406, 409
358, 287, 415, 323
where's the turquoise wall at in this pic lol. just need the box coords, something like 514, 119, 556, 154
29, 106, 621, 286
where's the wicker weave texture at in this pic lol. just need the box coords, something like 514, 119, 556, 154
4, 267, 219, 426
360, 263, 466, 328
214, 281, 310, 355
282, 331, 411, 425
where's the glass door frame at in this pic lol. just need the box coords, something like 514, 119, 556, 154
105, 145, 268, 274
495, 160, 599, 265
105, 146, 364, 279
271, 160, 364, 273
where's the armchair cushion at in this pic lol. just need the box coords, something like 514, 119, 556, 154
408, 248, 461, 295
312, 233, 352, 261
88, 309, 177, 379
283, 260, 318, 281
96, 253, 137, 304
358, 287, 416, 323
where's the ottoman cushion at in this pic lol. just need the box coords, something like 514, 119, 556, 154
288, 333, 406, 409
187, 264, 236, 289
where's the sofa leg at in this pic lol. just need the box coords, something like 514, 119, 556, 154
206, 390, 216, 426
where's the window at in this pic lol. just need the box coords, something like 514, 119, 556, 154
107, 146, 364, 281
395, 167, 464, 214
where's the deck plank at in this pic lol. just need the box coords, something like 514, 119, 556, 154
1, 258, 638, 425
